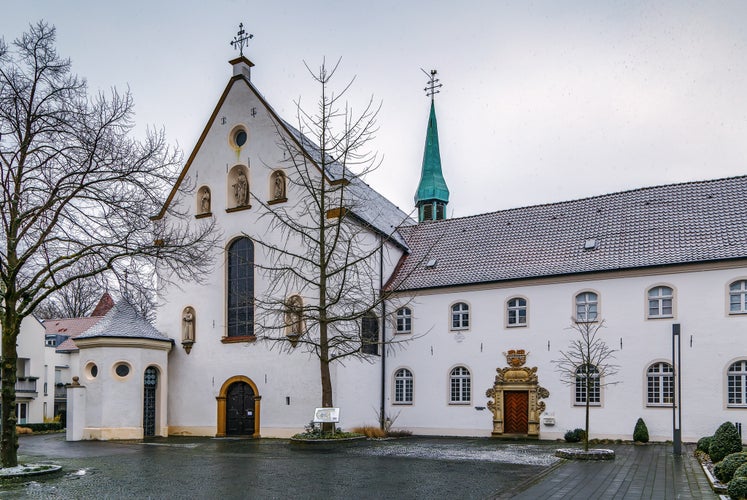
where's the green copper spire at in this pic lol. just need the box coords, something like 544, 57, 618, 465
415, 97, 449, 222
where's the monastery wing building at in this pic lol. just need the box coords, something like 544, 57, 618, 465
62, 45, 747, 444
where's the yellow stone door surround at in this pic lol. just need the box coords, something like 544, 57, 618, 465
485, 349, 550, 437
216, 375, 262, 438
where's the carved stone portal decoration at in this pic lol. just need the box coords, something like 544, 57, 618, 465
485, 349, 550, 437
182, 306, 196, 354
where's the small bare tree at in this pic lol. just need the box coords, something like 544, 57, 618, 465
0, 22, 217, 467
554, 319, 619, 451
252, 60, 416, 432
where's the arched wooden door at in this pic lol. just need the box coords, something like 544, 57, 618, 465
226, 382, 255, 436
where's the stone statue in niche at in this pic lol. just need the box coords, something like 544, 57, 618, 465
182, 307, 196, 343
200, 188, 211, 213
233, 170, 249, 206
272, 171, 286, 200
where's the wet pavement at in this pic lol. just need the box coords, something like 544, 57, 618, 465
8, 434, 557, 499
3, 434, 716, 499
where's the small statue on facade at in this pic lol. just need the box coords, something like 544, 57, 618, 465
234, 170, 249, 206
273, 171, 286, 200
200, 188, 211, 213
182, 307, 196, 353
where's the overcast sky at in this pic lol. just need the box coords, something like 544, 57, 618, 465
4, 1, 747, 218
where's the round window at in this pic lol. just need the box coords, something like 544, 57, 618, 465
233, 128, 247, 147
114, 363, 130, 378
86, 363, 98, 379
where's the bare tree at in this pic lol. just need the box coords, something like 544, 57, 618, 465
33, 277, 103, 319
553, 319, 619, 451
252, 60, 415, 432
0, 22, 217, 467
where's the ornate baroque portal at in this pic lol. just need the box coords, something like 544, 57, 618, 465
485, 349, 549, 437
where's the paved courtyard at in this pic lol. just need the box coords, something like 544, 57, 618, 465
0, 434, 716, 499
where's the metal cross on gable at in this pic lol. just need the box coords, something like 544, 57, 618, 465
230, 22, 254, 56
422, 68, 443, 100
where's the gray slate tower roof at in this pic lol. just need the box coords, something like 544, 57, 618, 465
76, 300, 170, 342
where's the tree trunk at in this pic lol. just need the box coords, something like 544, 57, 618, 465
584, 381, 590, 452
1, 310, 19, 467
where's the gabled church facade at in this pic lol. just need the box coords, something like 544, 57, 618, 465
64, 49, 747, 444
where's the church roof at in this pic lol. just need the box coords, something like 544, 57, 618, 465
414, 100, 449, 205
283, 121, 415, 247
390, 175, 747, 291
75, 300, 170, 342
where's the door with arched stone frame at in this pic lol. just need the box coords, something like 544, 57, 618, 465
216, 376, 261, 437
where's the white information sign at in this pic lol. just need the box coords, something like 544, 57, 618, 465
313, 407, 340, 423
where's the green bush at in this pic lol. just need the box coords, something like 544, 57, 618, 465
710, 422, 744, 463
696, 436, 713, 453
633, 418, 649, 443
713, 452, 747, 483
23, 422, 63, 432
728, 477, 747, 500
564, 428, 586, 443
734, 463, 747, 479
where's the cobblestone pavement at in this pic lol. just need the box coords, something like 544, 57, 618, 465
1, 435, 717, 499
506, 443, 716, 500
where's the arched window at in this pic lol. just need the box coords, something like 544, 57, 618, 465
361, 313, 379, 355
647, 362, 673, 405
394, 368, 413, 404
729, 280, 747, 314
506, 297, 527, 327
395, 307, 412, 334
728, 360, 747, 407
449, 366, 471, 404
451, 302, 470, 330
574, 364, 600, 405
227, 238, 254, 338
647, 286, 673, 318
285, 295, 304, 339
575, 292, 598, 322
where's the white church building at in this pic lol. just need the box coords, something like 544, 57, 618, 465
60, 47, 747, 444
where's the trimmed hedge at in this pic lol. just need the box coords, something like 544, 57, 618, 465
710, 422, 744, 463
696, 436, 713, 453
633, 418, 649, 443
564, 428, 586, 443
713, 452, 747, 483
735, 463, 747, 479
728, 477, 747, 500
23, 422, 63, 432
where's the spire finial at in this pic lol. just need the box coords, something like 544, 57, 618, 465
421, 68, 442, 101
230, 22, 254, 57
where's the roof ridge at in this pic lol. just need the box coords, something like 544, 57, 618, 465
408, 174, 747, 224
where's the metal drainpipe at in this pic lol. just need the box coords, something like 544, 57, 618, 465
379, 237, 386, 429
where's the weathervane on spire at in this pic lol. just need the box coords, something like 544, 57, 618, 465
230, 22, 254, 57
421, 68, 442, 101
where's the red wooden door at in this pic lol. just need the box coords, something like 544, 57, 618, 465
504, 391, 529, 434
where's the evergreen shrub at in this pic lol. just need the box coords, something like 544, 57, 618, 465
734, 463, 747, 479
696, 436, 713, 453
714, 452, 747, 483
633, 418, 649, 443
728, 477, 747, 500
24, 422, 63, 432
710, 422, 744, 463
564, 428, 586, 443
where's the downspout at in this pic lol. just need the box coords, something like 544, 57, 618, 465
379, 236, 386, 430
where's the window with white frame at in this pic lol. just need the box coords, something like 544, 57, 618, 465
575, 292, 598, 322
574, 364, 600, 405
728, 360, 747, 407
394, 368, 413, 404
451, 302, 470, 330
449, 366, 471, 403
729, 280, 747, 314
395, 307, 412, 334
647, 286, 673, 318
647, 362, 674, 405
507, 297, 527, 327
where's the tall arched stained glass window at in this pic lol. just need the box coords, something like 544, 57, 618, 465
227, 237, 254, 338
